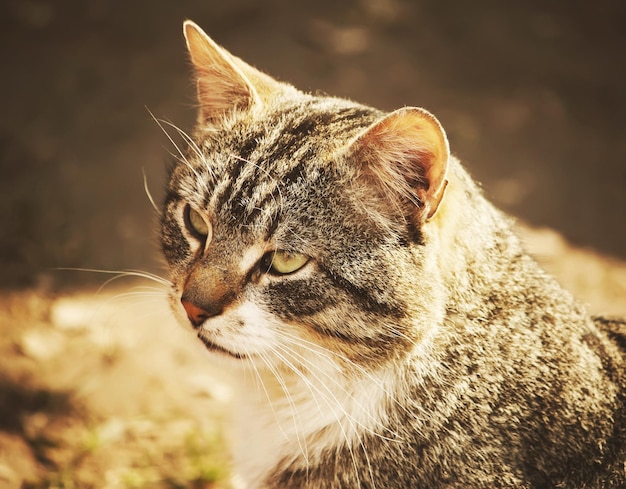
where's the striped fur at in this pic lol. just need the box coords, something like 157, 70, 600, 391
159, 21, 626, 489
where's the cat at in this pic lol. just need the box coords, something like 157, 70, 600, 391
159, 20, 626, 488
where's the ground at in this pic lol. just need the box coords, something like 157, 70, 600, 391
0, 287, 232, 488
0, 0, 624, 487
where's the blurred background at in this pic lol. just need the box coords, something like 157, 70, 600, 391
1, 0, 625, 288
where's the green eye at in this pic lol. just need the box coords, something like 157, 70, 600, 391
267, 250, 309, 275
184, 204, 210, 240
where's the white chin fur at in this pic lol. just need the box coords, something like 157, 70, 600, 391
197, 300, 280, 358
174, 295, 396, 487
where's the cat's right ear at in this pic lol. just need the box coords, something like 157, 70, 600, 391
183, 21, 283, 124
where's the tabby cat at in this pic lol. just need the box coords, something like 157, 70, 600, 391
159, 20, 626, 488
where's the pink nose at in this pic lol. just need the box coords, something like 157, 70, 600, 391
181, 299, 210, 327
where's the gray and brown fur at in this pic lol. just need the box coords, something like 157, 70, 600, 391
159, 21, 626, 488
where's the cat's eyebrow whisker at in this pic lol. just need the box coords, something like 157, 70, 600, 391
142, 168, 160, 215
57, 267, 172, 287
156, 116, 216, 181
147, 109, 187, 161
157, 117, 202, 156
164, 143, 207, 195
169, 122, 206, 166
147, 109, 210, 194
166, 149, 210, 194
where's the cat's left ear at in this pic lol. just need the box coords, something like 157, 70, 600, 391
349, 107, 449, 222
183, 20, 284, 123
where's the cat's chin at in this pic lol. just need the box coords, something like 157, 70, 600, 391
197, 332, 246, 360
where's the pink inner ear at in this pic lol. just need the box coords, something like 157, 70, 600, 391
183, 21, 257, 122
354, 107, 450, 220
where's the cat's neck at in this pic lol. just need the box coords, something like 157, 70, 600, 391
229, 359, 400, 487
428, 159, 529, 304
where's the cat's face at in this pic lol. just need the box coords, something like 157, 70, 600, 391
160, 22, 450, 375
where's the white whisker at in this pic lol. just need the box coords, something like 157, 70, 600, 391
242, 347, 292, 443
258, 349, 311, 465
146, 108, 210, 194
142, 168, 160, 214
57, 267, 172, 288
270, 344, 367, 487
274, 339, 397, 443
159, 118, 216, 180
105, 289, 168, 302
275, 328, 415, 423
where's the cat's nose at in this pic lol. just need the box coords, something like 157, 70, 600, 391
181, 266, 237, 326
181, 299, 212, 327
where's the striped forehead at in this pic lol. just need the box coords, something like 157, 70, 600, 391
184, 100, 381, 233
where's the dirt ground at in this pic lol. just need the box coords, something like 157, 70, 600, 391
0, 0, 625, 487
0, 285, 232, 488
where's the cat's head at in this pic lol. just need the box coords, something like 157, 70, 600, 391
160, 21, 450, 375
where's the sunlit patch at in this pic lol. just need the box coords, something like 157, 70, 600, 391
240, 245, 266, 276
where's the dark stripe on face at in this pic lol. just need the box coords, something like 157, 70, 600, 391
332, 106, 378, 125
235, 148, 314, 226
265, 209, 282, 240
160, 196, 190, 265
323, 265, 405, 318
266, 135, 305, 164
266, 255, 404, 319
266, 278, 335, 317
211, 104, 378, 220
283, 105, 375, 133
267, 275, 402, 347
280, 155, 309, 185
284, 117, 318, 138
213, 156, 249, 211
229, 163, 269, 220
238, 134, 260, 162
256, 156, 308, 202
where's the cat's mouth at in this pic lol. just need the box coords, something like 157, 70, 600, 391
197, 332, 245, 359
